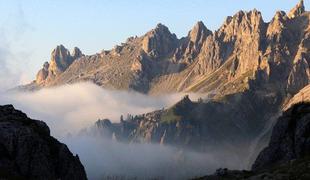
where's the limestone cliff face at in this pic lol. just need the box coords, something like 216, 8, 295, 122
0, 105, 87, 179
287, 24, 310, 95
287, 58, 310, 94
191, 9, 265, 78
177, 1, 308, 97
149, 0, 309, 97
217, 9, 265, 76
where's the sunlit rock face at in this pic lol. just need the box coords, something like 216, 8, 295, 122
48, 45, 73, 76
35, 45, 84, 85
20, 0, 308, 100
35, 62, 49, 84
174, 21, 212, 64
288, 0, 305, 19
142, 23, 178, 59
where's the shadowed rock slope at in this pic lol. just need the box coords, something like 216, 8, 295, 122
252, 102, 310, 171
195, 102, 310, 180
0, 105, 87, 180
93, 91, 282, 169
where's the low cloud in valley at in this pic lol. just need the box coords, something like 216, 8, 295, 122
0, 82, 245, 179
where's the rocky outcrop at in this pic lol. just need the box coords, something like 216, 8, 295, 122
185, 9, 265, 84
174, 21, 212, 63
252, 102, 310, 170
287, 58, 310, 94
35, 45, 84, 85
35, 62, 49, 84
286, 26, 310, 95
142, 23, 178, 59
288, 0, 305, 19
187, 22, 212, 56
48, 45, 75, 76
285, 84, 310, 110
72, 47, 84, 60
0, 105, 87, 179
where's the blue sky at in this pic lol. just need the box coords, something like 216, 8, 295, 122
0, 0, 308, 83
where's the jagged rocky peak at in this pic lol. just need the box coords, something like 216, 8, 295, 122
218, 9, 264, 38
71, 47, 84, 59
288, 0, 305, 19
36, 61, 49, 84
274, 11, 287, 21
49, 44, 74, 75
186, 21, 212, 58
208, 9, 266, 78
152, 23, 173, 35
267, 11, 287, 37
188, 21, 211, 43
35, 45, 83, 84
173, 21, 212, 62
142, 23, 178, 58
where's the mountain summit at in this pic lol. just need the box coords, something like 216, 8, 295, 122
35, 45, 84, 85
142, 23, 178, 59
288, 0, 305, 18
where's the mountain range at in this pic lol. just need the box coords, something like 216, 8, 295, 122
21, 0, 309, 99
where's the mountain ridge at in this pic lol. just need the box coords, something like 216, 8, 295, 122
17, 0, 308, 100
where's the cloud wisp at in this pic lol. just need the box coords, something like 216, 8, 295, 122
0, 82, 194, 137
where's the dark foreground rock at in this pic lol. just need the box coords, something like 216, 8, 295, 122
0, 105, 87, 180
252, 102, 310, 170
195, 102, 310, 180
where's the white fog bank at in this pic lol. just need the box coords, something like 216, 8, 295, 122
0, 82, 246, 179
0, 82, 202, 137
